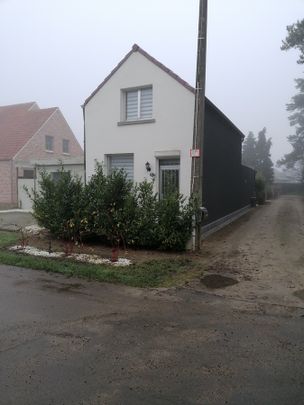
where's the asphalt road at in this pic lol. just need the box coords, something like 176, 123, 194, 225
1, 196, 304, 405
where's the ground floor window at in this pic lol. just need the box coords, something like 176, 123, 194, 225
107, 154, 134, 182
159, 158, 180, 198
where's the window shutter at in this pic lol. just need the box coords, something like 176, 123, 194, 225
126, 91, 138, 121
140, 87, 152, 119
109, 154, 134, 182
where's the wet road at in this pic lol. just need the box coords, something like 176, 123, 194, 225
1, 257, 304, 404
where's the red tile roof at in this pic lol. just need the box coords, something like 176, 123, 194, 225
0, 103, 57, 160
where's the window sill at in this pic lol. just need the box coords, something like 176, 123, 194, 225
62, 152, 70, 156
45, 150, 54, 153
117, 118, 156, 126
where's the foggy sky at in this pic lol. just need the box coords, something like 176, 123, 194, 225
0, 0, 303, 162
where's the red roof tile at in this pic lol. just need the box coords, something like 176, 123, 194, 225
0, 103, 57, 160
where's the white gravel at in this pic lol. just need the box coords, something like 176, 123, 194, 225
9, 245, 132, 266
24, 225, 45, 235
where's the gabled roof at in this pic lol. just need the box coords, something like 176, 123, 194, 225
84, 44, 195, 107
84, 44, 245, 139
0, 102, 57, 160
0, 102, 37, 113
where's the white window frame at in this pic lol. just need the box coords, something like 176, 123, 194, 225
122, 86, 153, 122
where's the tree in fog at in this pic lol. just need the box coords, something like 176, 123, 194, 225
278, 19, 304, 182
281, 19, 304, 65
255, 128, 274, 184
242, 129, 274, 184
242, 131, 257, 169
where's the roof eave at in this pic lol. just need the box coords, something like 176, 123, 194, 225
83, 44, 195, 108
205, 98, 245, 140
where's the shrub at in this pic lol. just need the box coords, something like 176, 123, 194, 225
30, 164, 196, 251
85, 163, 137, 248
156, 193, 195, 250
28, 168, 87, 242
127, 180, 159, 249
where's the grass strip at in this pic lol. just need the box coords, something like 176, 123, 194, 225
0, 231, 196, 288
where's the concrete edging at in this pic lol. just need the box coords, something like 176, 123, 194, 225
202, 205, 251, 239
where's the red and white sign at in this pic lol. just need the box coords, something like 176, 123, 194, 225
190, 149, 201, 158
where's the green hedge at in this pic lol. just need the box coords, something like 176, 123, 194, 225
28, 164, 196, 251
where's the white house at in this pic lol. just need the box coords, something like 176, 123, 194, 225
83, 44, 256, 226
83, 44, 196, 199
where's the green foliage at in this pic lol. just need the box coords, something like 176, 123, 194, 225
30, 164, 195, 251
281, 19, 304, 65
156, 193, 195, 251
279, 19, 304, 182
85, 163, 136, 247
255, 174, 266, 205
28, 169, 87, 242
278, 78, 304, 181
0, 231, 195, 288
0, 231, 18, 248
127, 180, 159, 249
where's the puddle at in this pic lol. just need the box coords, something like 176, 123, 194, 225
294, 290, 304, 301
200, 274, 238, 289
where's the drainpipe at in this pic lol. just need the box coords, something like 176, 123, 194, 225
82, 105, 87, 185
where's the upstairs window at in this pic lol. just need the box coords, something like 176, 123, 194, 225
45, 135, 54, 152
62, 139, 69, 154
125, 87, 152, 121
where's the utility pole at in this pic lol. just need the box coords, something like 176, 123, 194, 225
191, 0, 208, 251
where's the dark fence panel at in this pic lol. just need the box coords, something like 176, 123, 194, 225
241, 165, 256, 206
202, 102, 255, 224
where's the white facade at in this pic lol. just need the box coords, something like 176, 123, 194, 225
84, 46, 195, 198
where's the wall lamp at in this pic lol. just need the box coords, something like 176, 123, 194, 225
145, 161, 151, 172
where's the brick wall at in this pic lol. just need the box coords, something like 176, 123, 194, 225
0, 160, 15, 206
1, 108, 84, 207
15, 109, 83, 162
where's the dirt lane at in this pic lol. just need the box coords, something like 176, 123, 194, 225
193, 195, 304, 309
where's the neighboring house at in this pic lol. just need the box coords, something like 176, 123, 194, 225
0, 102, 83, 208
83, 44, 255, 225
16, 156, 84, 210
